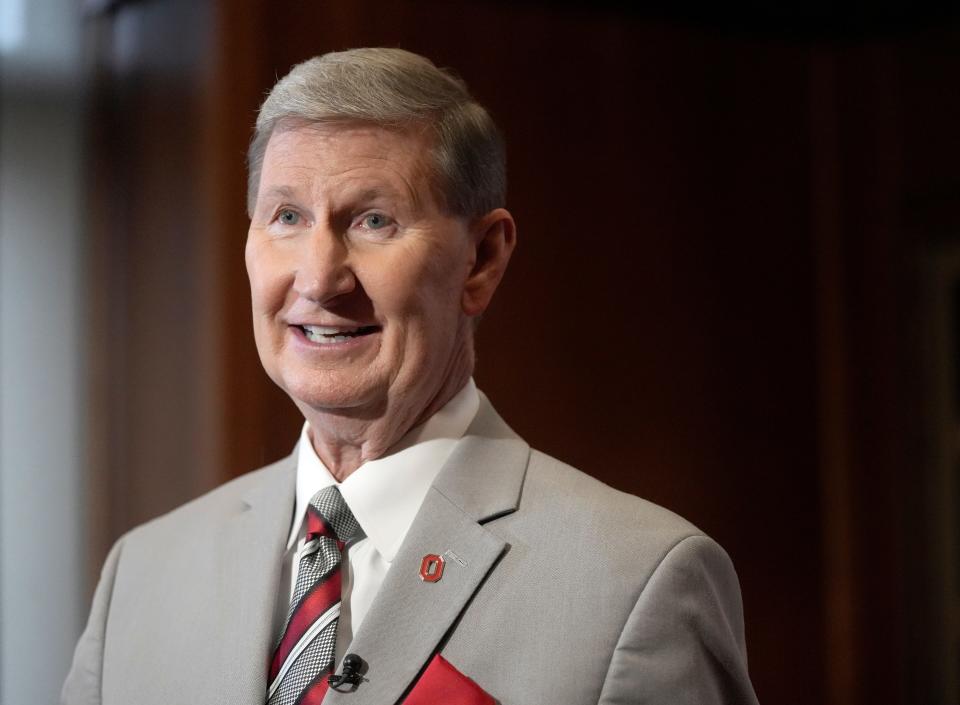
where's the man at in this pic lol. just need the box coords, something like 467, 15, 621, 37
63, 48, 759, 704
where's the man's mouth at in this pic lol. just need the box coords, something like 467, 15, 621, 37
298, 324, 380, 344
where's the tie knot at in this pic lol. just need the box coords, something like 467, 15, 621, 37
306, 485, 361, 543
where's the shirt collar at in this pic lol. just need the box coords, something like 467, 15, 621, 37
290, 378, 480, 561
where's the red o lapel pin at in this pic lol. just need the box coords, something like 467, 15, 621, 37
419, 553, 445, 582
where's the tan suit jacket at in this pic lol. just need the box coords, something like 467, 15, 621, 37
62, 397, 759, 704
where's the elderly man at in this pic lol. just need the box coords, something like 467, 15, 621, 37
63, 48, 759, 705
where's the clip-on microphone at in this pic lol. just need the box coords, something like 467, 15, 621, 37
328, 653, 364, 691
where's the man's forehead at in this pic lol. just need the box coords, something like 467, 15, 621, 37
264, 123, 431, 178
268, 120, 431, 159
258, 122, 440, 206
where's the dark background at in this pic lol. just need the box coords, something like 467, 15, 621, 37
80, 1, 960, 703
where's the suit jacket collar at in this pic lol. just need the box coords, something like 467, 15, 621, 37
237, 392, 526, 522
324, 394, 530, 704
431, 392, 529, 524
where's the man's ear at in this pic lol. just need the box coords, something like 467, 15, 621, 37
462, 208, 517, 317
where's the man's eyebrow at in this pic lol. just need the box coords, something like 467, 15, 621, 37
259, 185, 297, 202
353, 185, 422, 210
354, 186, 395, 201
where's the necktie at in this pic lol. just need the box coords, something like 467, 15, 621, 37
267, 486, 361, 705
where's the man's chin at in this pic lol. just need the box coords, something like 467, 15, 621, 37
287, 384, 389, 423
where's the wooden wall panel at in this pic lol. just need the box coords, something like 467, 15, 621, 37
85, 0, 221, 572
86, 1, 960, 703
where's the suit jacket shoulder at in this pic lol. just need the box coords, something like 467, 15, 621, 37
524, 447, 702, 547
62, 454, 297, 705
120, 453, 294, 552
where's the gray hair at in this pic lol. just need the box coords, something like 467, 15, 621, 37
247, 48, 505, 219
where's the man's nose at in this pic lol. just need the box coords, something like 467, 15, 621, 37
292, 226, 356, 304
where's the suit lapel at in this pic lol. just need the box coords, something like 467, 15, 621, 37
325, 397, 530, 705
208, 455, 296, 704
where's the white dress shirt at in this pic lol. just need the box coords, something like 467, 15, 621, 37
274, 379, 480, 664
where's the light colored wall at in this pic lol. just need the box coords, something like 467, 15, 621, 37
0, 0, 87, 700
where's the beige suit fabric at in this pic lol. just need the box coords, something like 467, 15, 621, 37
62, 398, 760, 704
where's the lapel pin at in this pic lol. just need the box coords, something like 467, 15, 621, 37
419, 553, 445, 582
443, 549, 466, 567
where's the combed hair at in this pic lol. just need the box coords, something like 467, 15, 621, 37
247, 48, 505, 219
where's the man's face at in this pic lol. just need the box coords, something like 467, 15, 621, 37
245, 122, 477, 420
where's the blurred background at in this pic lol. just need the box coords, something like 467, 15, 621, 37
2, 0, 960, 703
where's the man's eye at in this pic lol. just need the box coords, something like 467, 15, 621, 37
361, 213, 390, 230
277, 209, 300, 225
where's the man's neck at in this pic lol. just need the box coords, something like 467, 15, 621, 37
301, 366, 472, 482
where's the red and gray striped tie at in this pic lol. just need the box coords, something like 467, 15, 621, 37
267, 486, 362, 705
